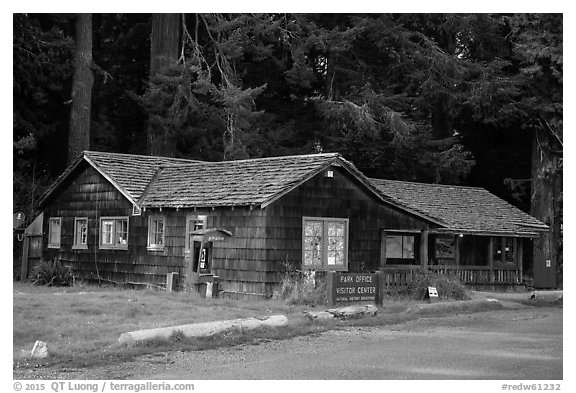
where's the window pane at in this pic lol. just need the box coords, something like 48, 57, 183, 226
76, 219, 87, 245
115, 219, 128, 245
403, 236, 415, 258
304, 251, 314, 266
335, 251, 344, 265
327, 222, 346, 266
328, 222, 344, 237
327, 250, 336, 265
386, 236, 403, 258
157, 220, 164, 245
305, 222, 322, 237
102, 220, 113, 244
152, 219, 164, 245
304, 221, 323, 266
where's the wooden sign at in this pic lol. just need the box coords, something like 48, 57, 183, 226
328, 272, 380, 304
427, 286, 438, 298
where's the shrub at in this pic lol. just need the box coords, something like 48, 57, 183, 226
273, 269, 327, 306
389, 269, 469, 300
32, 259, 73, 286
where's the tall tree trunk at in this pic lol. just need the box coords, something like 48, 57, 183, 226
68, 14, 94, 164
531, 128, 562, 288
147, 13, 180, 157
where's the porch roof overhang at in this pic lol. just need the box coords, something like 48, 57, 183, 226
428, 227, 546, 238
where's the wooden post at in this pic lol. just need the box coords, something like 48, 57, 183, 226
379, 230, 387, 271
21, 236, 30, 281
420, 230, 429, 269
375, 271, 383, 305
327, 271, 336, 306
517, 238, 523, 283
488, 237, 494, 283
166, 272, 178, 292
454, 235, 461, 267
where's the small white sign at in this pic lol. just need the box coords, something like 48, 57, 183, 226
428, 286, 438, 298
546, 260, 551, 268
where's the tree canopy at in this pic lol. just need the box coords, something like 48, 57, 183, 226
13, 13, 562, 220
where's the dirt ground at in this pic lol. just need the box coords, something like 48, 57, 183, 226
14, 301, 562, 380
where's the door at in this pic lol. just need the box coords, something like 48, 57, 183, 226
185, 214, 208, 278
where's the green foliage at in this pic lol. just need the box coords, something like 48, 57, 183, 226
32, 259, 73, 287
273, 270, 327, 306
388, 270, 470, 301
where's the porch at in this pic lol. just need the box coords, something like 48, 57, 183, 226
379, 229, 528, 288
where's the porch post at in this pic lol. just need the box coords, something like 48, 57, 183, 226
488, 237, 494, 283
420, 229, 429, 269
517, 238, 524, 283
21, 235, 30, 281
379, 230, 387, 271
454, 235, 461, 267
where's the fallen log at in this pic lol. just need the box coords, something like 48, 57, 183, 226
118, 315, 288, 344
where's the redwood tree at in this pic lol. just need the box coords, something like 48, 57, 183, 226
147, 13, 180, 157
68, 14, 94, 164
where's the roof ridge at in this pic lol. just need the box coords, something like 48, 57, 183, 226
155, 152, 342, 168
83, 150, 202, 163
369, 177, 485, 191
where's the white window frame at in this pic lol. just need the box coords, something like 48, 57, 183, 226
302, 217, 349, 271
47, 217, 62, 249
72, 217, 88, 250
185, 214, 208, 251
99, 216, 129, 250
147, 215, 166, 251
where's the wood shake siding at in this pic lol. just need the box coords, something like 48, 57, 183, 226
265, 166, 430, 274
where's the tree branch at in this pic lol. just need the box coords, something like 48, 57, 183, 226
90, 61, 113, 83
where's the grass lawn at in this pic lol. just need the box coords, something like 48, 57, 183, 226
13, 281, 312, 371
13, 281, 517, 374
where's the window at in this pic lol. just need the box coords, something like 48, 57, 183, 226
302, 217, 348, 271
190, 215, 206, 232
494, 237, 515, 264
385, 234, 417, 264
147, 216, 165, 250
99, 217, 128, 250
186, 214, 207, 250
73, 218, 88, 249
47, 217, 61, 249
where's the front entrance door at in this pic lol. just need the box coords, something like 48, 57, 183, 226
185, 214, 207, 280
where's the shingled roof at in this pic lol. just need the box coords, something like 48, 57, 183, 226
37, 151, 200, 206
370, 179, 548, 237
84, 151, 201, 201
139, 153, 397, 210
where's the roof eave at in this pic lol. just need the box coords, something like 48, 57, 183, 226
431, 227, 545, 238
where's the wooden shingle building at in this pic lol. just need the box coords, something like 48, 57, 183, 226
23, 151, 551, 296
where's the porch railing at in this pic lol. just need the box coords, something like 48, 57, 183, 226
381, 265, 521, 289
